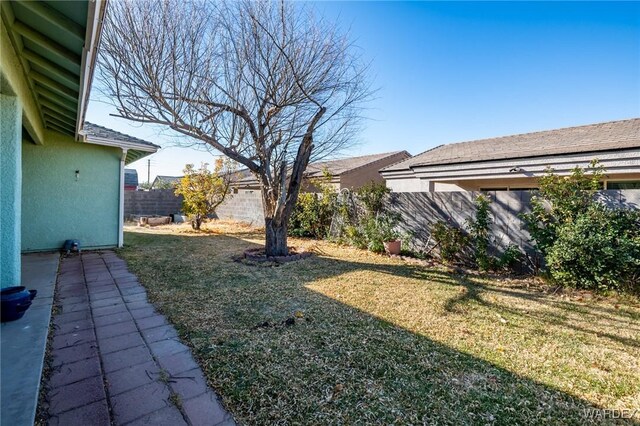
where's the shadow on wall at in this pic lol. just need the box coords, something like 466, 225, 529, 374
124, 189, 640, 273
390, 190, 640, 273
119, 231, 640, 424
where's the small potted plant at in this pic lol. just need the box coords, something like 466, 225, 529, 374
383, 238, 401, 255
378, 214, 402, 255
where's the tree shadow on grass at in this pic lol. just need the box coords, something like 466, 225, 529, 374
120, 231, 639, 425
318, 256, 640, 350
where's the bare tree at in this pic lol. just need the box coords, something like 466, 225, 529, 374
99, 0, 371, 256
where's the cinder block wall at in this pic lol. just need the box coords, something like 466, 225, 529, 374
124, 190, 184, 218
389, 191, 538, 269
389, 189, 640, 272
215, 192, 265, 226
123, 188, 640, 272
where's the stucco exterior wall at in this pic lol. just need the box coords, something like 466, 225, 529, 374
1, 94, 22, 287
22, 132, 121, 251
432, 182, 465, 191
340, 152, 411, 189
386, 177, 429, 192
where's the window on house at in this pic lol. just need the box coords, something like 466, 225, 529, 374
607, 181, 640, 190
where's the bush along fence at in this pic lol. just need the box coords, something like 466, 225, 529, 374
124, 171, 640, 291
388, 190, 540, 272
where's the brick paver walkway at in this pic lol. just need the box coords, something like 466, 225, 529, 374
44, 251, 235, 426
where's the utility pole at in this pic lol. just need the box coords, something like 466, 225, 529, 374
147, 159, 151, 185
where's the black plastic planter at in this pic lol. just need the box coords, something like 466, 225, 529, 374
1, 286, 37, 322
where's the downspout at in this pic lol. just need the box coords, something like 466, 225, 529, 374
118, 149, 128, 247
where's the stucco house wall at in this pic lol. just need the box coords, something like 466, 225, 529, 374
21, 132, 121, 251
340, 151, 410, 189
1, 94, 22, 286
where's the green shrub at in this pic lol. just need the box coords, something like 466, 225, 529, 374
494, 245, 523, 271
338, 183, 404, 253
522, 160, 640, 291
464, 195, 523, 271
430, 221, 468, 263
289, 171, 338, 239
466, 194, 492, 270
523, 160, 604, 253
343, 225, 367, 250
357, 182, 390, 216
174, 160, 234, 230
362, 213, 402, 253
546, 204, 640, 291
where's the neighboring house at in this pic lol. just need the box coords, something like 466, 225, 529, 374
381, 119, 640, 192
151, 175, 181, 189
233, 151, 411, 193
1, 1, 159, 287
124, 168, 139, 190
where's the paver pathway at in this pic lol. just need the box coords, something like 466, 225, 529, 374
44, 251, 235, 426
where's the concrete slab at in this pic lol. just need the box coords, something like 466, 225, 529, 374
1, 252, 59, 426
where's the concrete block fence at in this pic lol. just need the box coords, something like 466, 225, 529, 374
124, 189, 265, 225
124, 188, 640, 270
124, 190, 184, 218
215, 191, 265, 226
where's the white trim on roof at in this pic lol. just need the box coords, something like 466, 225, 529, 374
84, 136, 159, 152
76, 0, 107, 139
384, 148, 640, 183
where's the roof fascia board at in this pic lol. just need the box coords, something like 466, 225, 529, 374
85, 136, 159, 152
410, 149, 640, 181
410, 148, 640, 175
379, 169, 415, 179
75, 0, 106, 139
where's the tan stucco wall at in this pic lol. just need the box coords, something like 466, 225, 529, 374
340, 152, 411, 189
386, 177, 428, 192
452, 177, 541, 191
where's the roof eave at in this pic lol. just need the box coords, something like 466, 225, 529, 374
85, 135, 160, 152
75, 0, 107, 140
407, 145, 640, 171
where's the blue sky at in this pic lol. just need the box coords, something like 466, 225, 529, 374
86, 1, 640, 182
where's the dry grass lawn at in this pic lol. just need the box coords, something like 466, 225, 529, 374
119, 221, 640, 425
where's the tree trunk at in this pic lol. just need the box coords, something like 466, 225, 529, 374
192, 215, 202, 230
264, 218, 288, 256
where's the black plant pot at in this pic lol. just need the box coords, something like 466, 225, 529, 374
1, 286, 37, 322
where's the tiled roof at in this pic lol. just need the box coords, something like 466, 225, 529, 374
383, 118, 640, 172
234, 151, 409, 184
83, 122, 160, 149
305, 151, 409, 177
